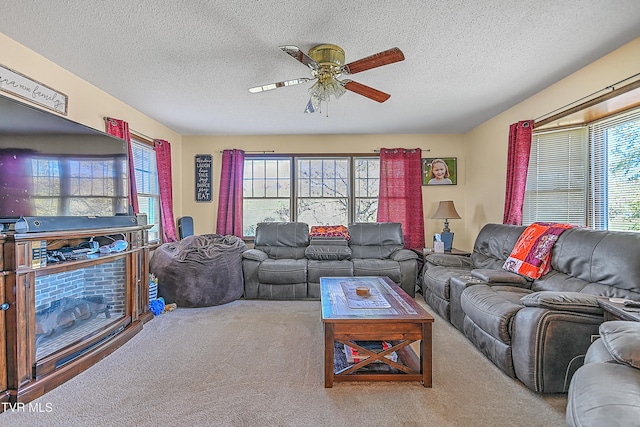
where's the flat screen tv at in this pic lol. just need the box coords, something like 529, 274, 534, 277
0, 94, 129, 221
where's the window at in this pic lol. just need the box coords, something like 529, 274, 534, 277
243, 155, 379, 237
524, 107, 640, 231
131, 137, 161, 242
589, 109, 640, 231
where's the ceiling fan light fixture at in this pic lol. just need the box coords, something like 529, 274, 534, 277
250, 44, 404, 113
308, 44, 345, 69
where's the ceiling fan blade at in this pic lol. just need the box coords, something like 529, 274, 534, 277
342, 80, 391, 103
249, 77, 312, 93
343, 47, 405, 74
279, 45, 319, 70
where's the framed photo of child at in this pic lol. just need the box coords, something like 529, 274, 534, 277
422, 157, 457, 185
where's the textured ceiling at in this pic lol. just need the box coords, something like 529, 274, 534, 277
1, 1, 640, 136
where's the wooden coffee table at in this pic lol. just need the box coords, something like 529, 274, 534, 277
320, 276, 434, 388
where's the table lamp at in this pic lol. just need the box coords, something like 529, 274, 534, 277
431, 200, 461, 251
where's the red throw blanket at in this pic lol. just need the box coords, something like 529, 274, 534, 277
503, 222, 577, 279
310, 225, 350, 240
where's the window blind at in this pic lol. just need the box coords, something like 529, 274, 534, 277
523, 127, 588, 225
589, 108, 640, 231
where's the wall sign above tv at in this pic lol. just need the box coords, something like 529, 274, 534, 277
0, 63, 68, 115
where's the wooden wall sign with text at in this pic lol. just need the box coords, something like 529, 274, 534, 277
195, 154, 213, 202
0, 63, 68, 115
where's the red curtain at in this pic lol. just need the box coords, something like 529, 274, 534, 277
106, 118, 139, 215
377, 148, 425, 249
503, 120, 534, 225
154, 139, 178, 242
216, 149, 245, 237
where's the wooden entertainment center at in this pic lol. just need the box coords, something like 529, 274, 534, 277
0, 223, 152, 407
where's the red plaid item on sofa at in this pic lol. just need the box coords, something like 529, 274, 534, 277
309, 225, 349, 240
503, 222, 576, 279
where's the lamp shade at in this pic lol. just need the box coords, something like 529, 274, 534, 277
431, 201, 461, 220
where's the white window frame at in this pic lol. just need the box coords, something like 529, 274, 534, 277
242, 154, 379, 238
131, 137, 161, 243
524, 106, 640, 231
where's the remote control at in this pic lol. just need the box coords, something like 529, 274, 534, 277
623, 300, 640, 308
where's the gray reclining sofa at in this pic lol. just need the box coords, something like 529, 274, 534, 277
566, 321, 640, 426
242, 222, 418, 299
421, 223, 640, 393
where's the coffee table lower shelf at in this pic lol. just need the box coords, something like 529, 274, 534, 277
324, 321, 431, 388
332, 341, 423, 383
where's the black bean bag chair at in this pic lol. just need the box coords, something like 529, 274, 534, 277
150, 234, 248, 307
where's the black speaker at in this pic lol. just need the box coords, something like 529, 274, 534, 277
178, 216, 194, 239
14, 216, 138, 233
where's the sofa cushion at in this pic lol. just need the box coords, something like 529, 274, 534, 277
599, 321, 640, 369
470, 223, 527, 269
519, 291, 603, 315
307, 260, 353, 282
254, 222, 309, 260
351, 259, 401, 283
348, 223, 404, 259
549, 227, 640, 296
305, 245, 351, 261
257, 259, 307, 284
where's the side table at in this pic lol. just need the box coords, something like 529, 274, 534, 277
598, 298, 640, 322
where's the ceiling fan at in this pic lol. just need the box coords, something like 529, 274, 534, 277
249, 44, 405, 113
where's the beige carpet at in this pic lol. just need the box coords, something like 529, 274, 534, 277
1, 297, 567, 426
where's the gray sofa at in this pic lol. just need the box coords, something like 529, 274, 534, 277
566, 321, 640, 426
242, 222, 418, 299
420, 223, 640, 393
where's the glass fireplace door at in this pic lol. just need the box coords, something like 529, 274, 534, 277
34, 256, 127, 363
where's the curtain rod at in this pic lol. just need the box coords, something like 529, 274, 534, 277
130, 129, 156, 142
534, 72, 640, 123
103, 117, 157, 142
373, 148, 430, 153
219, 150, 275, 153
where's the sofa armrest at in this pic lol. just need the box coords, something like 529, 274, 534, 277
389, 249, 418, 262
425, 253, 473, 268
471, 268, 528, 285
520, 291, 604, 315
241, 249, 268, 262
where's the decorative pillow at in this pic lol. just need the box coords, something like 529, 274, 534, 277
599, 320, 640, 369
305, 245, 352, 261
310, 225, 349, 240
520, 291, 603, 315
